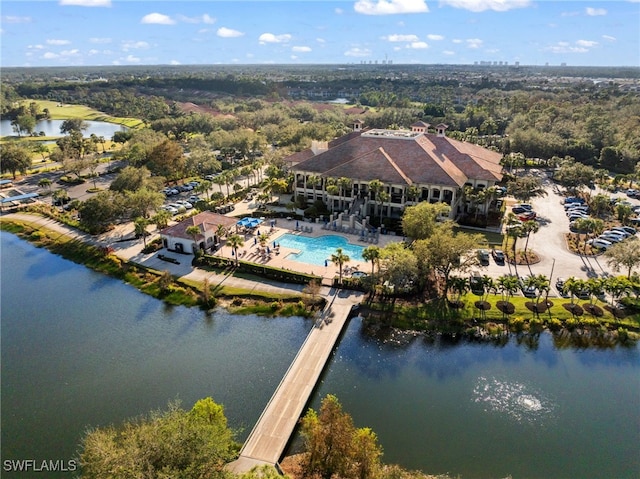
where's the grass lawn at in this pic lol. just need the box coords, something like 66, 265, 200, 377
20, 99, 145, 128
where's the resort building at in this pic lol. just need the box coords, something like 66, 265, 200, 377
160, 211, 237, 254
289, 122, 504, 224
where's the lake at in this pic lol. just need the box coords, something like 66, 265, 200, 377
0, 119, 127, 138
1, 231, 639, 479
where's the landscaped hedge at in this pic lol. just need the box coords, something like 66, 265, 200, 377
197, 254, 321, 284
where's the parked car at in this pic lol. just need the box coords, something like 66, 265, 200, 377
161, 205, 179, 215
564, 197, 585, 204
568, 213, 589, 222
602, 229, 630, 239
599, 234, 623, 243
470, 272, 484, 295
188, 195, 201, 204
512, 206, 529, 214
611, 226, 636, 236
477, 249, 490, 266
555, 278, 567, 296
513, 203, 533, 211
519, 276, 537, 298
587, 238, 613, 249
518, 211, 537, 221
626, 189, 638, 197
174, 200, 193, 209
565, 204, 589, 212
492, 249, 505, 264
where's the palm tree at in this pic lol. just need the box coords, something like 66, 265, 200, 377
521, 220, 540, 259
338, 176, 351, 212
564, 277, 587, 305
330, 247, 350, 285
447, 276, 468, 306
225, 233, 244, 266
378, 190, 390, 226
325, 178, 339, 213
361, 245, 380, 276
186, 225, 202, 254
368, 179, 383, 218
308, 174, 322, 201
215, 224, 227, 244
134, 217, 150, 248
153, 209, 171, 231
38, 177, 52, 192
496, 274, 520, 318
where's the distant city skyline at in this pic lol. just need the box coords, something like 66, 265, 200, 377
1, 0, 639, 68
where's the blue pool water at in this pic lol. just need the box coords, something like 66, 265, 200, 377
277, 234, 365, 266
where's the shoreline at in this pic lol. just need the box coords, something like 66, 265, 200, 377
2, 212, 639, 347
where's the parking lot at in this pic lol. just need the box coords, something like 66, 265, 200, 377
479, 169, 639, 297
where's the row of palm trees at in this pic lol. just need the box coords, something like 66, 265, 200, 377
446, 273, 636, 312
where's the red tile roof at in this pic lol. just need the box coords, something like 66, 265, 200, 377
292, 130, 502, 187
160, 211, 237, 240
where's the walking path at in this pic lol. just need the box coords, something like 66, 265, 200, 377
227, 291, 362, 474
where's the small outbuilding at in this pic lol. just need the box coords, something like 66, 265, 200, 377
159, 211, 237, 254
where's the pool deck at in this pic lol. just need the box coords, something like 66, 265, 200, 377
214, 218, 402, 283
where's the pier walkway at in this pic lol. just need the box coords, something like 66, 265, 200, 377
227, 291, 362, 474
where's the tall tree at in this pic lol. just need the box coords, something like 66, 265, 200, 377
331, 247, 351, 284
401, 201, 451, 240
506, 175, 547, 203
225, 233, 244, 266
361, 245, 381, 276
79, 398, 238, 479
605, 237, 640, 278
147, 139, 186, 180
300, 394, 382, 479
0, 142, 33, 179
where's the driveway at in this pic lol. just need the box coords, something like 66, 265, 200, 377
479, 169, 637, 296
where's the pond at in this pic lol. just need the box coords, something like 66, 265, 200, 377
1, 231, 639, 479
0, 119, 127, 138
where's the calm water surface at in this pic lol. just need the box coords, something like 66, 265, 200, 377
1, 232, 639, 479
0, 119, 127, 138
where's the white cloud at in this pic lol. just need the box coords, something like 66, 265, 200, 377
43, 52, 59, 59
217, 27, 244, 38
576, 39, 598, 47
344, 47, 372, 57
586, 7, 607, 16
384, 34, 420, 42
59, 0, 111, 6
440, 0, 531, 12
443, 50, 455, 55
170, 60, 181, 65
27, 44, 45, 50
177, 13, 216, 24
90, 37, 111, 44
602, 35, 616, 42
466, 38, 483, 48
121, 40, 150, 51
545, 41, 590, 54
125, 54, 141, 63
292, 46, 312, 52
407, 41, 428, 49
452, 38, 463, 44
317, 38, 326, 44
1, 15, 32, 24
354, 0, 428, 15
259, 33, 292, 44
335, 7, 344, 14
427, 34, 444, 41
141, 13, 175, 25
60, 49, 80, 57
46, 39, 71, 45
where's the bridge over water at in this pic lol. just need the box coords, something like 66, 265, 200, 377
227, 291, 361, 473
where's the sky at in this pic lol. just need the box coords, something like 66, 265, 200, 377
1, 0, 639, 68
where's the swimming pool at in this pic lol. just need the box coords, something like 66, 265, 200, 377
277, 234, 365, 266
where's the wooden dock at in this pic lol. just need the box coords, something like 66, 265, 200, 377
227, 293, 359, 474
